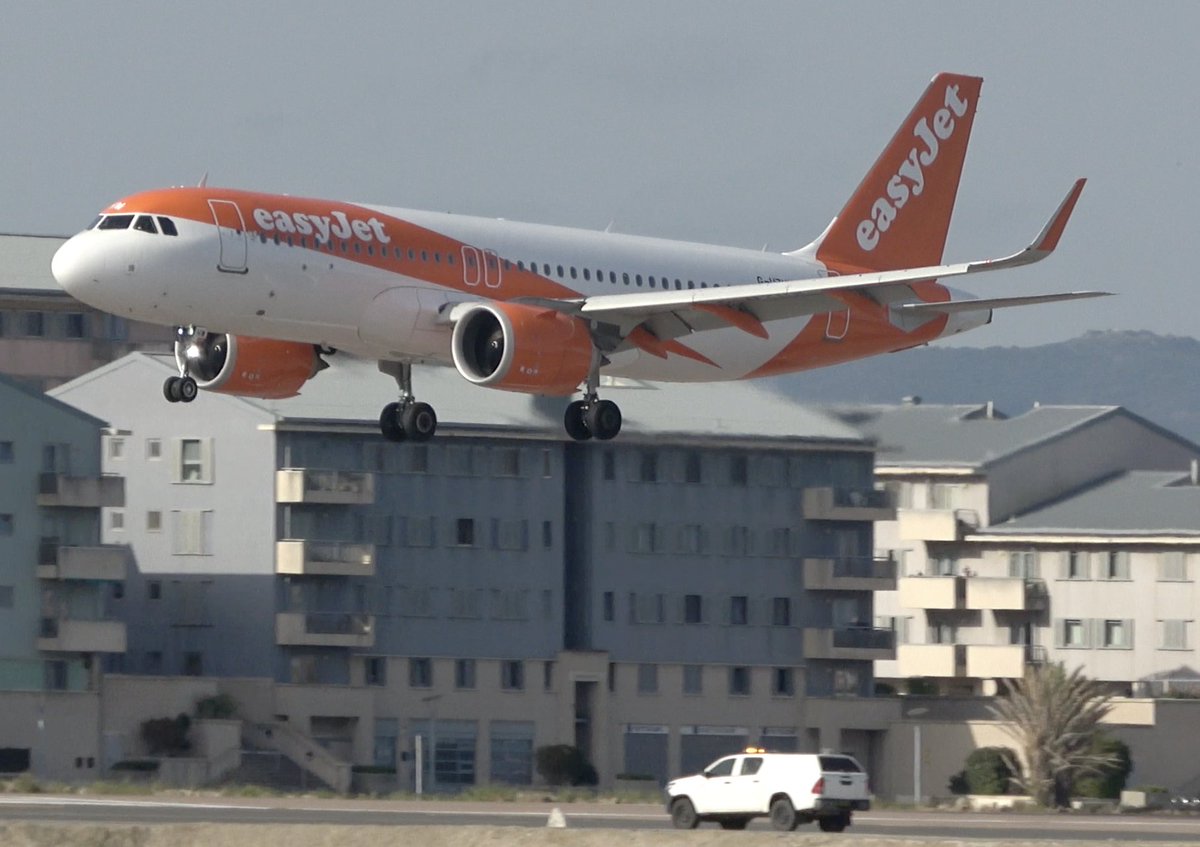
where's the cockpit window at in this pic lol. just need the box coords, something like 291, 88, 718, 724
133, 215, 158, 234
98, 214, 134, 230
86, 216, 103, 230
157, 217, 178, 236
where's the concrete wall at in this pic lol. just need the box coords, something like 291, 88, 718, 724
0, 690, 101, 780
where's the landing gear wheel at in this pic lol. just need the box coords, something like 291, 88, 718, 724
564, 401, 592, 441
177, 376, 198, 403
818, 814, 849, 833
769, 797, 798, 831
401, 402, 437, 442
163, 377, 182, 403
380, 402, 406, 443
585, 399, 622, 441
669, 798, 698, 830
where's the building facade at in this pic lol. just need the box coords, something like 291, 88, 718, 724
51, 353, 898, 788
825, 401, 1200, 695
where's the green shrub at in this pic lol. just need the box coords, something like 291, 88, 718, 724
963, 747, 1015, 795
195, 693, 237, 720
140, 713, 192, 756
1074, 735, 1132, 799
535, 744, 596, 786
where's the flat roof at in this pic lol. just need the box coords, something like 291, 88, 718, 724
0, 233, 68, 293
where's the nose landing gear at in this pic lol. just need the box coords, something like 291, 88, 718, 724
164, 325, 201, 403
378, 361, 437, 443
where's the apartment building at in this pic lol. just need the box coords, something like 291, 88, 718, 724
51, 352, 898, 789
823, 400, 1200, 695
0, 234, 172, 392
0, 372, 127, 777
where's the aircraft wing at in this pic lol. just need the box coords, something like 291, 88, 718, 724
563, 179, 1107, 344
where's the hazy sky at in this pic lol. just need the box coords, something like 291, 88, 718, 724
2, 2, 1195, 346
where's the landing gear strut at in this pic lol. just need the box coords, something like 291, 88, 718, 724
378, 361, 437, 443
163, 326, 200, 403
563, 364, 622, 441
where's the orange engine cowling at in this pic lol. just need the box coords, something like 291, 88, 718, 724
174, 333, 323, 399
451, 302, 593, 396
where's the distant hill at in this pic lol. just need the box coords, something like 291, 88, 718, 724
765, 331, 1200, 444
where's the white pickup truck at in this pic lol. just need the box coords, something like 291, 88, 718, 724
665, 750, 870, 831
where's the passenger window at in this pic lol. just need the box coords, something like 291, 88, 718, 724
543, 264, 551, 275
156, 217, 178, 236
622, 272, 630, 286
706, 758, 736, 778
434, 252, 440, 263
688, 281, 695, 289
636, 274, 643, 287
447, 254, 455, 266
609, 271, 616, 284
740, 757, 763, 776
98, 215, 134, 230
408, 249, 416, 260
675, 279, 682, 290
649, 276, 656, 287
420, 250, 427, 261
583, 269, 590, 281
557, 265, 564, 277
570, 267, 577, 279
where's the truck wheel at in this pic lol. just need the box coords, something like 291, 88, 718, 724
818, 814, 849, 832
670, 798, 699, 830
769, 797, 797, 831
719, 817, 750, 830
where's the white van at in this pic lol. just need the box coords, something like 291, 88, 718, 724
665, 750, 870, 831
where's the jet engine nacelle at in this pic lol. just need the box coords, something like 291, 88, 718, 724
450, 302, 593, 396
174, 333, 324, 399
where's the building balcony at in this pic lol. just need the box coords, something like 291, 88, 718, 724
275, 612, 375, 648
802, 486, 895, 521
804, 627, 895, 661
896, 643, 965, 678
896, 508, 980, 541
965, 644, 1047, 679
36, 541, 129, 582
897, 575, 963, 610
965, 577, 1049, 612
36, 473, 124, 508
275, 540, 376, 577
804, 556, 897, 591
275, 469, 375, 505
37, 617, 126, 653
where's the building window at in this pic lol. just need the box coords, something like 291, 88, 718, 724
771, 597, 791, 627
730, 455, 748, 486
365, 657, 386, 686
108, 437, 125, 460
171, 510, 213, 555
44, 660, 68, 690
0, 514, 14, 536
455, 518, 476, 547
1158, 552, 1189, 582
1160, 619, 1192, 650
542, 520, 552, 549
543, 661, 553, 691
1100, 551, 1130, 580
500, 660, 524, 691
834, 667, 862, 696
175, 438, 212, 483
0, 442, 13, 463
147, 580, 162, 601
183, 652, 203, 676
145, 438, 162, 460
455, 658, 476, 689
146, 511, 162, 532
64, 313, 86, 338
1063, 551, 1090, 580
1102, 619, 1132, 649
602, 591, 615, 622
724, 526, 753, 556
1008, 550, 1038, 578
729, 595, 749, 625
729, 666, 751, 696
493, 448, 520, 477
637, 663, 658, 694
683, 594, 703, 624
772, 667, 795, 696
144, 651, 163, 674
22, 311, 45, 337
639, 451, 658, 483
109, 510, 125, 531
409, 658, 433, 688
684, 452, 702, 484
1061, 618, 1089, 648
682, 664, 703, 694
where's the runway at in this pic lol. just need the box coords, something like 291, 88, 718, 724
2, 794, 1200, 841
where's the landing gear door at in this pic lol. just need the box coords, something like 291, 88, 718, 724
208, 199, 248, 274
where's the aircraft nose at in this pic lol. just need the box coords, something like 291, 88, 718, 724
51, 235, 100, 297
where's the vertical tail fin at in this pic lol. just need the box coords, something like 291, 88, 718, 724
810, 72, 984, 273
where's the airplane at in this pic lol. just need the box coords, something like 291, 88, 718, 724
51, 72, 1107, 443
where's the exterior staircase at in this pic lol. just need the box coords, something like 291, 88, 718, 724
242, 720, 352, 794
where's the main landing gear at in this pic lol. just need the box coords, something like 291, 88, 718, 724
164, 326, 200, 403
563, 367, 622, 442
378, 361, 437, 443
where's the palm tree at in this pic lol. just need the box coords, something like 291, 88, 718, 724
988, 663, 1116, 807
